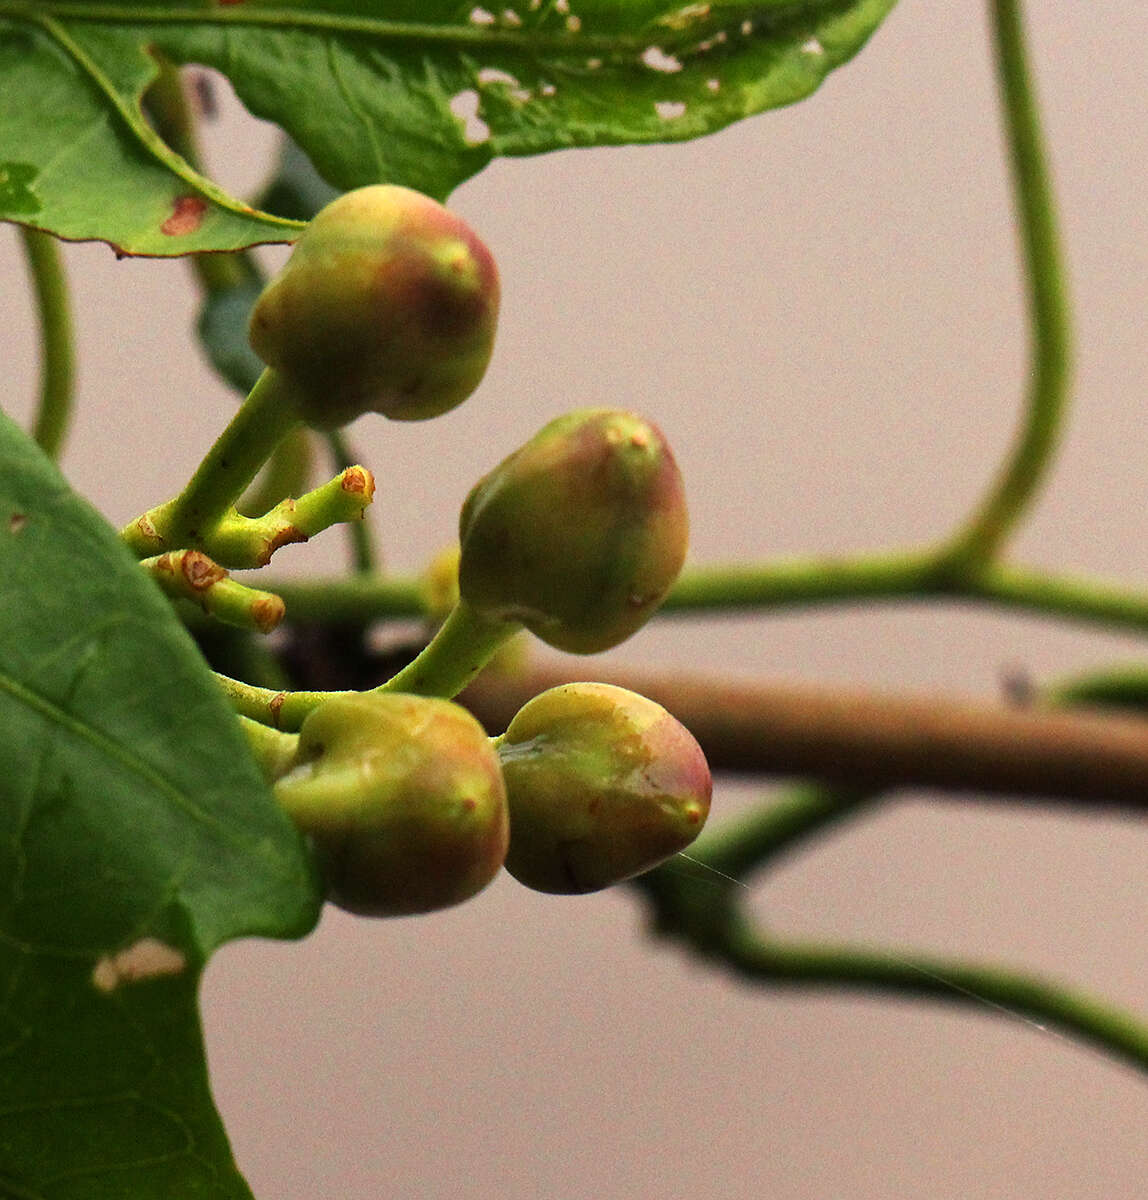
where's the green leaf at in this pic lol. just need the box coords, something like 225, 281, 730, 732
0, 411, 321, 1197
0, 0, 896, 255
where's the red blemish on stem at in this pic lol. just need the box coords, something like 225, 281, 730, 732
181, 550, 227, 591
341, 465, 376, 499
269, 691, 287, 727
263, 525, 308, 564
135, 512, 161, 547
161, 195, 208, 237
252, 594, 286, 633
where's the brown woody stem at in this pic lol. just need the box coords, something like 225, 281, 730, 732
461, 662, 1148, 812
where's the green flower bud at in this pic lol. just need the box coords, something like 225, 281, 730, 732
275, 694, 509, 916
249, 185, 499, 430
458, 409, 688, 653
497, 682, 711, 894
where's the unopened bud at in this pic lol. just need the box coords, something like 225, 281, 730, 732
497, 682, 711, 893
458, 409, 688, 653
249, 185, 499, 429
275, 694, 509, 916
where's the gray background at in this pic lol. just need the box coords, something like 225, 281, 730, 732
4, 1, 1148, 1195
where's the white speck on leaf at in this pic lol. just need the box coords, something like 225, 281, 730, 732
555, 0, 569, 12
450, 90, 492, 144
641, 47, 684, 73
801, 37, 824, 55
502, 8, 522, 25
469, 6, 496, 24
655, 100, 687, 120
566, 14, 581, 31
586, 57, 603, 69
705, 78, 720, 92
540, 82, 557, 96
740, 19, 753, 35
478, 67, 521, 87
92, 938, 187, 992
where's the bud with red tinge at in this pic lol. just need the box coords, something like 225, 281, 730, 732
458, 409, 688, 653
496, 682, 711, 893
249, 185, 499, 430
274, 694, 509, 916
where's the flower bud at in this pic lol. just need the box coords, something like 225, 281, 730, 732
275, 694, 509, 916
497, 682, 711, 893
458, 409, 688, 653
249, 185, 499, 430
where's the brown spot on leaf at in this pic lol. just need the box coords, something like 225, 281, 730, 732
162, 195, 208, 237
8, 512, 26, 533
92, 938, 187, 992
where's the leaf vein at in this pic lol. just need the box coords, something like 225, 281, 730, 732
0, 670, 236, 840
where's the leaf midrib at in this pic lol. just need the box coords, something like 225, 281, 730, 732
5, 10, 300, 236
0, 668, 244, 842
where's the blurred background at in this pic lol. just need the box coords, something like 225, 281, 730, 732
4, 1, 1148, 1195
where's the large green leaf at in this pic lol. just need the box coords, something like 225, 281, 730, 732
0, 0, 896, 255
0, 411, 321, 1196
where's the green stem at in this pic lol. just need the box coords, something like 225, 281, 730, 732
206, 464, 375, 569
217, 599, 518, 729
375, 599, 519, 698
662, 549, 944, 611
967, 563, 1148, 634
942, 0, 1070, 569
216, 673, 345, 732
19, 227, 74, 461
325, 428, 378, 575
1043, 665, 1148, 714
639, 859, 1148, 1073
237, 715, 299, 782
720, 918, 1148, 1075
263, 552, 1148, 641
260, 550, 942, 625
269, 573, 428, 622
141, 550, 285, 632
122, 367, 305, 554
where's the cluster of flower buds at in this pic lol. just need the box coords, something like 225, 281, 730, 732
212, 185, 713, 914
268, 685, 711, 915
